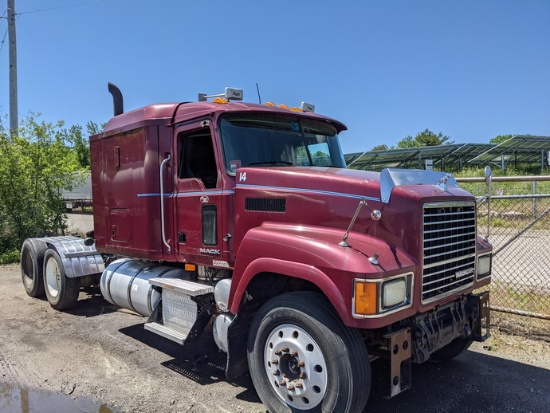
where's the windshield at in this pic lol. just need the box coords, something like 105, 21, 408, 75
219, 114, 346, 173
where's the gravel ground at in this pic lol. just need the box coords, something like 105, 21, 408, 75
1, 263, 549, 413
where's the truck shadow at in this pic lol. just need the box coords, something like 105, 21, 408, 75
63, 286, 118, 318
117, 323, 550, 412
366, 350, 550, 412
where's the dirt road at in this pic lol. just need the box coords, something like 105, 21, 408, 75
1, 263, 549, 413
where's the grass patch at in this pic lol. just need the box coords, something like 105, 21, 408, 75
485, 281, 550, 315
489, 312, 550, 343
0, 248, 19, 265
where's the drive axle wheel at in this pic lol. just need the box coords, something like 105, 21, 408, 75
20, 239, 47, 297
43, 249, 80, 310
248, 292, 370, 413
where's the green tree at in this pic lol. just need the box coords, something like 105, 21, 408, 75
65, 121, 103, 169
0, 114, 83, 258
396, 129, 453, 148
371, 144, 389, 151
490, 134, 513, 145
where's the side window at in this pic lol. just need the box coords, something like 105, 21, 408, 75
178, 131, 218, 188
296, 142, 332, 166
308, 142, 332, 166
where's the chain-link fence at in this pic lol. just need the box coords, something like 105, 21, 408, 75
458, 176, 550, 322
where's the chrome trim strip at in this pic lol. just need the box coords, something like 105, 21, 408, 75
137, 190, 235, 197
236, 184, 380, 202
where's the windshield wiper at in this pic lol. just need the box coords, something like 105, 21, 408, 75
248, 161, 294, 166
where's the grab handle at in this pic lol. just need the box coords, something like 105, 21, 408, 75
160, 154, 171, 253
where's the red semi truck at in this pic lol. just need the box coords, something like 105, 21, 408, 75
20, 84, 492, 413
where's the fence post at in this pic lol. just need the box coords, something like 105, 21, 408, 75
532, 181, 537, 218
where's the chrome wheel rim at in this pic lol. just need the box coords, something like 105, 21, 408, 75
264, 323, 327, 409
45, 257, 60, 299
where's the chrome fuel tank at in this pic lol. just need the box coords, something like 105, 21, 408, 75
100, 258, 184, 316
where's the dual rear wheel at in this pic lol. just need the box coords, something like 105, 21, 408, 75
43, 249, 80, 310
20, 240, 79, 310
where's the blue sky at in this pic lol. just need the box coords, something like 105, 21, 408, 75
1, 0, 549, 154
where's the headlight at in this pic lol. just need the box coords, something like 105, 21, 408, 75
477, 254, 492, 279
382, 278, 407, 308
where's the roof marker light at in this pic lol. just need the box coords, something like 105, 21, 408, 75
265, 102, 276, 107
278, 104, 290, 110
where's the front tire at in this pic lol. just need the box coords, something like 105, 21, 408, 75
247, 292, 370, 413
20, 239, 47, 297
43, 249, 80, 310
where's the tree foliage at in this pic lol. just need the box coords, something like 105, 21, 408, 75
490, 134, 513, 145
66, 121, 102, 169
0, 114, 92, 257
396, 129, 453, 148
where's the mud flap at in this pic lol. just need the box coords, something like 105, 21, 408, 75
225, 310, 255, 380
383, 328, 411, 398
472, 291, 490, 342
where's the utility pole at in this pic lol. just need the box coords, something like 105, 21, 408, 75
7, 0, 18, 135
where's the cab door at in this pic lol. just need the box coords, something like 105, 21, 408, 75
174, 122, 227, 266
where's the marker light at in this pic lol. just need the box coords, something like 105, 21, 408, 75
278, 104, 290, 110
184, 263, 196, 272
213, 97, 228, 104
265, 102, 276, 107
354, 281, 377, 315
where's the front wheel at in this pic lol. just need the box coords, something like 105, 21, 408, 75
247, 292, 370, 413
43, 249, 80, 310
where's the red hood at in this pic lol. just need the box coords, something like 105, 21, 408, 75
235, 166, 383, 202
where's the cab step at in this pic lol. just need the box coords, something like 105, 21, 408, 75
144, 277, 215, 345
144, 321, 187, 345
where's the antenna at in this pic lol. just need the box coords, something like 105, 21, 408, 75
256, 83, 262, 104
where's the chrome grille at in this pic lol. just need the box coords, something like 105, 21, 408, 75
422, 202, 476, 303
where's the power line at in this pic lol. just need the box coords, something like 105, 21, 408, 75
0, 9, 5, 53
16, 0, 105, 16
0, 28, 7, 53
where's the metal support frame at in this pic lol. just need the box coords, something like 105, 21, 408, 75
472, 291, 491, 342
383, 328, 412, 398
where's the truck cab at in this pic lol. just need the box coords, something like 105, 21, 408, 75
21, 86, 492, 413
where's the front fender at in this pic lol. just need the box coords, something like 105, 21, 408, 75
229, 256, 351, 322
229, 222, 417, 326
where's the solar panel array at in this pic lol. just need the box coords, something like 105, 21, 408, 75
345, 135, 550, 172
